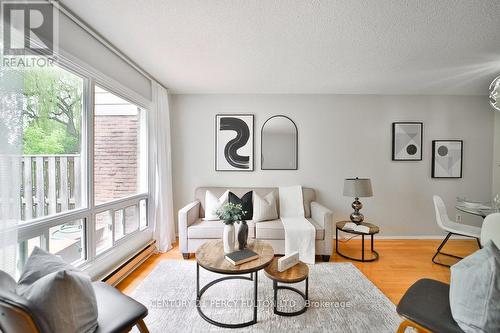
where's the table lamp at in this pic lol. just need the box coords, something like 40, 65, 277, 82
343, 178, 373, 224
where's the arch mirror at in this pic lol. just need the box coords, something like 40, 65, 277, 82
261, 115, 298, 170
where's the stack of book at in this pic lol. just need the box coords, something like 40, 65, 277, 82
225, 249, 259, 265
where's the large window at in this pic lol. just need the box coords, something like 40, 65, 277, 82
93, 86, 148, 254
94, 86, 147, 204
21, 67, 84, 221
18, 65, 86, 267
17, 64, 149, 271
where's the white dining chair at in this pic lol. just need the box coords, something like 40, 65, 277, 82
481, 213, 500, 247
432, 195, 481, 267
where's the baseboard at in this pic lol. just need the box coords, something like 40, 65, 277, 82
333, 235, 472, 240
102, 240, 156, 286
376, 235, 472, 240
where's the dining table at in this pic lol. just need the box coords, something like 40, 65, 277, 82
455, 204, 499, 218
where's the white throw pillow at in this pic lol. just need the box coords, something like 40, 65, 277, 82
21, 269, 98, 333
253, 192, 278, 222
17, 246, 80, 294
203, 190, 229, 220
17, 247, 98, 333
450, 241, 500, 333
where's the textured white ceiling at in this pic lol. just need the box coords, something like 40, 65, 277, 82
61, 0, 500, 95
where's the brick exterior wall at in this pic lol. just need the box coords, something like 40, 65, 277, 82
94, 115, 139, 204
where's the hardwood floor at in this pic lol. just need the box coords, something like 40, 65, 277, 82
117, 238, 479, 304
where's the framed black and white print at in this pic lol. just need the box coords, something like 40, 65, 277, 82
215, 114, 254, 171
392, 122, 423, 161
432, 140, 463, 178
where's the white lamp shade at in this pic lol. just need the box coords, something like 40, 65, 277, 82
343, 178, 373, 198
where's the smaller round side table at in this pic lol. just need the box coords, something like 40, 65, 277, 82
264, 258, 309, 316
335, 221, 380, 262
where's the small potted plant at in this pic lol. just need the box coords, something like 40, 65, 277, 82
216, 203, 246, 253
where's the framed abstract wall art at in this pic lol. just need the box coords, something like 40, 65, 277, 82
215, 114, 254, 171
432, 140, 463, 178
392, 122, 423, 161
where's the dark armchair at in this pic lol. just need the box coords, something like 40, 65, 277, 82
0, 280, 149, 333
396, 279, 463, 333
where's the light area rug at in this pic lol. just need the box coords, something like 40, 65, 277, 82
130, 261, 402, 332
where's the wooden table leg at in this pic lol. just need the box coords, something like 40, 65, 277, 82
136, 319, 149, 333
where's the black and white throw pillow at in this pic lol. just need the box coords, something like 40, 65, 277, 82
228, 191, 253, 220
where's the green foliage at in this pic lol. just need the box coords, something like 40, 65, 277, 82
23, 123, 78, 154
23, 125, 64, 154
216, 203, 247, 225
22, 66, 83, 154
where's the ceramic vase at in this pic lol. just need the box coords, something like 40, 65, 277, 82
237, 221, 248, 250
223, 224, 235, 254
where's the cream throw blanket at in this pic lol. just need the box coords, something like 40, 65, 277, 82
279, 185, 315, 264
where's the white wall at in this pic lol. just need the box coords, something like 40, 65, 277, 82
171, 94, 493, 237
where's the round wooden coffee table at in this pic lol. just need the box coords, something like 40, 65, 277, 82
335, 221, 380, 262
264, 257, 309, 316
195, 239, 274, 328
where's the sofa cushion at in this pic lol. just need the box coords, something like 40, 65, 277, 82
229, 191, 253, 220
203, 190, 229, 221
253, 192, 278, 222
255, 218, 324, 240
255, 219, 284, 239
195, 187, 316, 218
188, 219, 255, 239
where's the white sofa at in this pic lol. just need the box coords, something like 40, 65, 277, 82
178, 187, 333, 262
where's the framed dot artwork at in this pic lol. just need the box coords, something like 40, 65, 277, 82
392, 122, 423, 161
431, 140, 463, 179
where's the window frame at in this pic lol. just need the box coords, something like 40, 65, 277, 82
17, 56, 152, 270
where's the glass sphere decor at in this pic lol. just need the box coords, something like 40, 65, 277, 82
489, 75, 500, 111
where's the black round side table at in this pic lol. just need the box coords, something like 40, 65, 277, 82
335, 221, 380, 262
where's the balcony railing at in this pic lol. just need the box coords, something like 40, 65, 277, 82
21, 154, 82, 221
16, 154, 147, 270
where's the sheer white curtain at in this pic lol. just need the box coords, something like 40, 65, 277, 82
0, 66, 23, 277
150, 82, 176, 252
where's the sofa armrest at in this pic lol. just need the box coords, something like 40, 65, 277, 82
311, 201, 333, 228
178, 200, 200, 253
311, 201, 333, 252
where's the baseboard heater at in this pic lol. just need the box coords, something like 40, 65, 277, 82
102, 240, 157, 286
